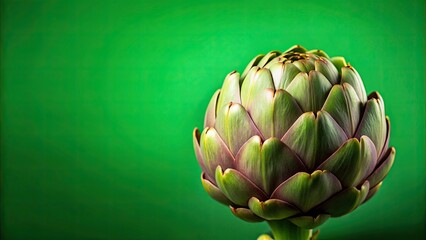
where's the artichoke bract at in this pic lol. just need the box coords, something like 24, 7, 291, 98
193, 45, 395, 240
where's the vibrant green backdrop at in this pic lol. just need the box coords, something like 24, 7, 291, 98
1, 0, 424, 239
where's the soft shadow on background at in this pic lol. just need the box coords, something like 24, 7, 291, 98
1, 0, 425, 239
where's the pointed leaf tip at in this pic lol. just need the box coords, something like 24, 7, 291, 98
271, 170, 342, 212
201, 172, 232, 205
215, 166, 267, 207
204, 90, 220, 128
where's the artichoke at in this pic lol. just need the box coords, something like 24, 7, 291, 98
193, 45, 395, 239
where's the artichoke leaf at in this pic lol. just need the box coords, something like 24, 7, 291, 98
315, 181, 369, 217
367, 147, 396, 187
248, 197, 300, 220
215, 103, 260, 155
216, 71, 241, 114
216, 166, 267, 206
341, 66, 367, 103
314, 57, 339, 85
200, 127, 234, 179
230, 206, 264, 222
236, 137, 306, 195
204, 89, 220, 128
271, 170, 342, 213
201, 172, 232, 205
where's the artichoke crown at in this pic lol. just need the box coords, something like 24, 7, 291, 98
193, 45, 395, 227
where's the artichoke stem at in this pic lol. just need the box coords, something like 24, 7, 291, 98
267, 220, 312, 240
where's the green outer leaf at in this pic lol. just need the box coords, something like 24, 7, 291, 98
314, 57, 339, 85
289, 214, 330, 229
281, 111, 347, 170
330, 56, 347, 75
268, 62, 285, 89
316, 181, 370, 217
193, 128, 207, 175
273, 90, 304, 139
249, 89, 303, 139
277, 62, 301, 90
241, 54, 264, 80
215, 103, 259, 155
284, 45, 307, 53
367, 147, 396, 187
286, 71, 332, 112
241, 67, 275, 108
293, 58, 315, 73
281, 112, 316, 169
204, 89, 220, 128
216, 71, 241, 114
260, 138, 307, 194
248, 197, 300, 220
258, 50, 281, 68
201, 173, 232, 205
363, 182, 382, 203
271, 170, 342, 213
315, 111, 349, 166
307, 49, 330, 58
355, 98, 387, 156
322, 83, 362, 137
215, 166, 267, 206
248, 89, 275, 138
230, 206, 264, 222
236, 137, 306, 195
341, 66, 367, 103
200, 127, 234, 179
235, 136, 263, 190
379, 116, 391, 160
318, 136, 377, 187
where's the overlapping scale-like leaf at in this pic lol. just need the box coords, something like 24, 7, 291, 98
355, 95, 387, 156
241, 67, 275, 108
282, 111, 347, 170
215, 166, 267, 206
269, 62, 301, 90
314, 57, 339, 85
258, 50, 281, 68
322, 83, 362, 137
241, 54, 264, 80
364, 182, 382, 203
271, 170, 342, 213
317, 136, 377, 187
286, 71, 332, 112
330, 56, 347, 75
315, 181, 369, 217
292, 58, 316, 73
307, 49, 330, 58
284, 45, 307, 53
230, 206, 264, 222
379, 117, 391, 159
201, 173, 232, 205
248, 197, 300, 220
235, 137, 306, 195
199, 127, 234, 179
216, 71, 241, 114
215, 103, 260, 155
341, 66, 367, 103
193, 128, 206, 175
204, 89, 220, 128
249, 89, 303, 139
367, 147, 396, 187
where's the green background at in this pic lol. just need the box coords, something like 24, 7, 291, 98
1, 0, 424, 239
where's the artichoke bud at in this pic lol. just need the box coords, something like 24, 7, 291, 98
193, 45, 395, 229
